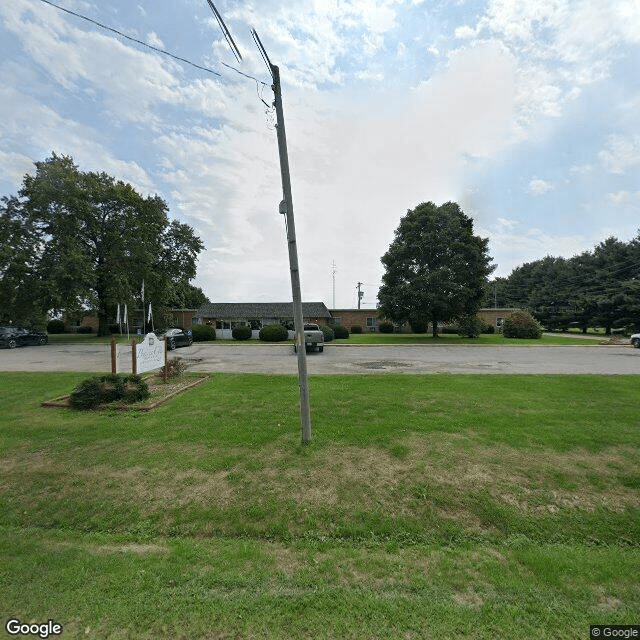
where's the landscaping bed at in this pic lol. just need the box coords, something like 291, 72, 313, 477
41, 373, 209, 411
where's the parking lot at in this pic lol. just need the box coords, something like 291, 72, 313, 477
0, 342, 638, 374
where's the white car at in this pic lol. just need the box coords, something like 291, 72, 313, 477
631, 333, 640, 348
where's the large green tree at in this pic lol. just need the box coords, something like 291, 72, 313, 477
1, 154, 205, 334
378, 201, 495, 337
489, 232, 640, 334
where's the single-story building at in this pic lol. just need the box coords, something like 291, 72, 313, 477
329, 308, 520, 333
194, 302, 332, 339
328, 309, 382, 332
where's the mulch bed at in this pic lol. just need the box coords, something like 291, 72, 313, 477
41, 374, 210, 412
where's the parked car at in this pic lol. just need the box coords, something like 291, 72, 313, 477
0, 326, 48, 349
157, 328, 193, 350
631, 333, 640, 348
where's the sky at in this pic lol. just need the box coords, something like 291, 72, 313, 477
1, 0, 639, 310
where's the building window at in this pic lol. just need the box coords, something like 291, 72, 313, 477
366, 317, 378, 332
332, 317, 342, 325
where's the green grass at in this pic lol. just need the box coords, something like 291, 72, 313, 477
1, 373, 638, 638
47, 331, 606, 347
335, 332, 604, 345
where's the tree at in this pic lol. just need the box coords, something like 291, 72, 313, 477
1, 154, 205, 334
378, 201, 495, 337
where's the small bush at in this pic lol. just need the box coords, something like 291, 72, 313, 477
69, 374, 149, 410
409, 318, 428, 334
379, 321, 394, 334
440, 325, 459, 334
164, 357, 188, 379
483, 324, 495, 334
259, 324, 289, 342
121, 375, 150, 403
350, 325, 363, 334
319, 324, 334, 342
457, 316, 484, 338
47, 319, 66, 334
192, 324, 217, 342
329, 324, 349, 339
503, 311, 543, 339
232, 325, 252, 340
77, 325, 93, 334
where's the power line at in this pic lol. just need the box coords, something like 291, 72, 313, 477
39, 0, 270, 95
205, 0, 242, 63
39, 0, 222, 77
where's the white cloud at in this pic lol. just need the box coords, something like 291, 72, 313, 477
146, 32, 164, 48
598, 135, 640, 174
607, 191, 640, 205
456, 0, 640, 137
527, 177, 554, 195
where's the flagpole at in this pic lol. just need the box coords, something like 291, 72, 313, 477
141, 281, 145, 336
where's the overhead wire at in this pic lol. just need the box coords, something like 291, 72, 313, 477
205, 0, 242, 63
38, 0, 271, 94
39, 0, 222, 77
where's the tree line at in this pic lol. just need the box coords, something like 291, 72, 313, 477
0, 154, 207, 334
484, 235, 640, 334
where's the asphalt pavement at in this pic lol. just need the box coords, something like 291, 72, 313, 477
1, 342, 638, 374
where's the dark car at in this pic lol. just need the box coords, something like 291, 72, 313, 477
157, 328, 193, 350
0, 326, 49, 349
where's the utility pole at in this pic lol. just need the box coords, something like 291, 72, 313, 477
254, 31, 311, 444
356, 282, 364, 309
331, 260, 337, 309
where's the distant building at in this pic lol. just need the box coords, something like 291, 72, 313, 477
194, 302, 331, 339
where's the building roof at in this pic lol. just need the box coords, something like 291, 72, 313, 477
195, 302, 331, 319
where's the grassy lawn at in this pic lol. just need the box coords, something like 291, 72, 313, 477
333, 332, 604, 345
47, 332, 606, 347
1, 373, 638, 638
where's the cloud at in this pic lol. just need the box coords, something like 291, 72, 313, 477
598, 135, 640, 174
146, 31, 164, 48
607, 191, 640, 205
456, 0, 640, 136
527, 177, 554, 195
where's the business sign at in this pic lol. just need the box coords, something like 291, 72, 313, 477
135, 332, 165, 374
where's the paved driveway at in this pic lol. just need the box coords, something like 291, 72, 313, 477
1, 342, 638, 374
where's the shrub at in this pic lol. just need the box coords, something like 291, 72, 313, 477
409, 318, 428, 334
502, 311, 543, 339
329, 324, 349, 339
165, 357, 187, 379
259, 324, 289, 342
232, 325, 252, 340
192, 324, 217, 342
441, 326, 460, 334
350, 325, 363, 334
47, 319, 66, 334
69, 374, 148, 410
457, 316, 484, 338
121, 375, 150, 403
379, 321, 394, 334
77, 325, 93, 334
319, 324, 334, 342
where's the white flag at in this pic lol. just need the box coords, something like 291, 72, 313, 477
116, 304, 121, 324
147, 302, 153, 323
123, 304, 128, 325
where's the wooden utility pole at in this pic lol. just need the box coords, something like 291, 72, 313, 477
357, 282, 364, 309
256, 39, 311, 444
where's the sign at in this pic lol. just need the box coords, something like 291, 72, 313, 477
135, 332, 165, 374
